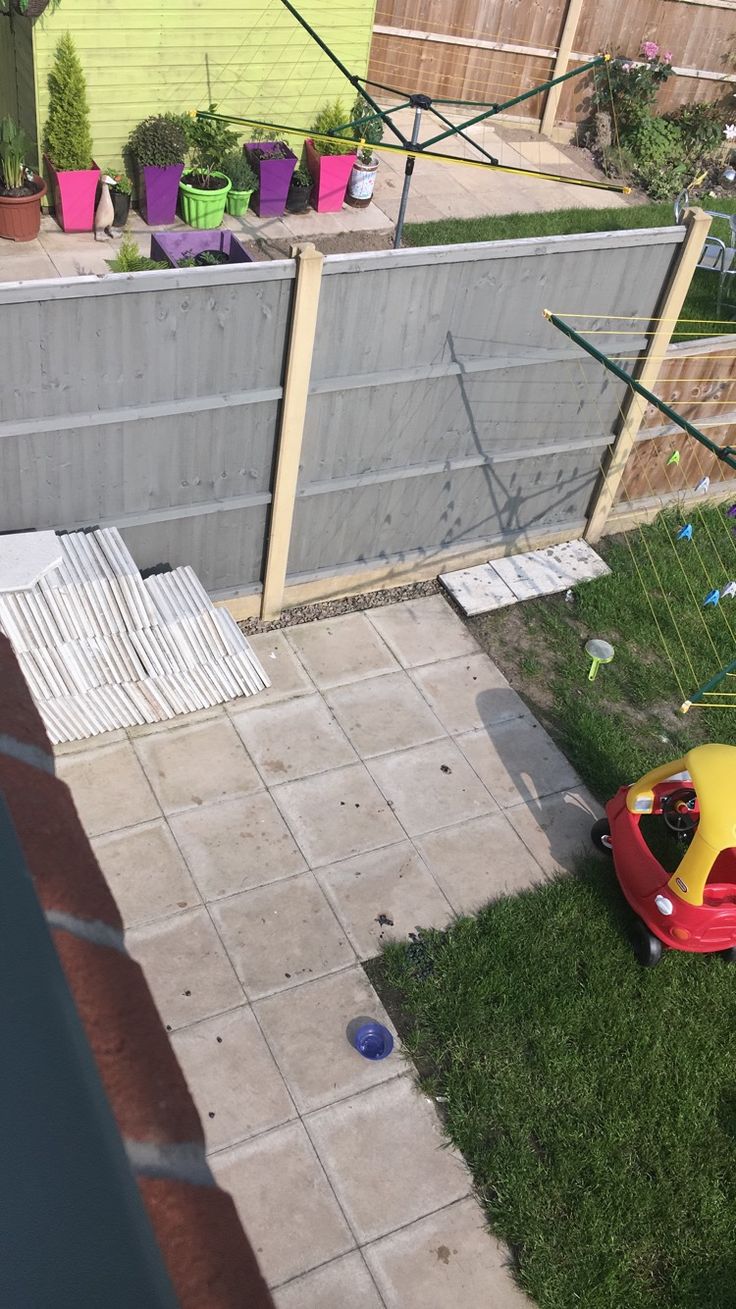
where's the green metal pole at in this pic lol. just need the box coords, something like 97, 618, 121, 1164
545, 311, 736, 471
421, 54, 605, 149
684, 657, 736, 707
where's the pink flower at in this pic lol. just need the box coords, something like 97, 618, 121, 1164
725, 124, 736, 141
663, 50, 673, 62
641, 40, 660, 59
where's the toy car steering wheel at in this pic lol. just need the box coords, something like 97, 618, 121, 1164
662, 787, 699, 836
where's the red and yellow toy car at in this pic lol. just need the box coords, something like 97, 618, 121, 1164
592, 744, 736, 965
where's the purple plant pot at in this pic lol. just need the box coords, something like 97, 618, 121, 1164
245, 142, 296, 216
149, 229, 253, 268
139, 163, 184, 226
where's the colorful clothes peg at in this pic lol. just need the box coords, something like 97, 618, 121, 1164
676, 523, 693, 540
728, 504, 736, 518
666, 450, 681, 466
722, 581, 736, 600
695, 476, 710, 494
704, 589, 721, 607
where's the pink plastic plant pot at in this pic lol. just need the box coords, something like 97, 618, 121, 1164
304, 138, 357, 213
45, 156, 100, 232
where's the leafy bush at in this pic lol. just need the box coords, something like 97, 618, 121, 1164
349, 93, 384, 164
309, 100, 355, 157
222, 151, 256, 192
665, 101, 724, 168
592, 43, 673, 136
629, 115, 688, 199
186, 105, 240, 182
106, 232, 167, 272
290, 167, 311, 188
43, 32, 93, 171
104, 166, 132, 195
128, 114, 187, 168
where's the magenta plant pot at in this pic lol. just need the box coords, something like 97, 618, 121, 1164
139, 163, 184, 226
245, 142, 296, 216
304, 139, 357, 213
44, 156, 100, 232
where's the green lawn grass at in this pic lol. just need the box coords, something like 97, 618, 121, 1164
377, 862, 736, 1309
372, 504, 736, 1308
404, 201, 736, 334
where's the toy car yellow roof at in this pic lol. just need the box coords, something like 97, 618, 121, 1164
683, 744, 736, 850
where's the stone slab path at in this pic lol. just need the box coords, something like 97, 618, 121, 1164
56, 595, 600, 1308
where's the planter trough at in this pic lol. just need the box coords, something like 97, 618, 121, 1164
138, 162, 184, 226
245, 142, 296, 216
305, 138, 356, 213
150, 229, 253, 268
45, 156, 100, 232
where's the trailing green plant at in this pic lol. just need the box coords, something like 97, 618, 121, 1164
106, 232, 166, 272
43, 31, 93, 171
128, 114, 186, 168
628, 115, 688, 199
0, 115, 31, 190
222, 150, 256, 192
309, 100, 355, 156
290, 166, 311, 189
186, 105, 240, 184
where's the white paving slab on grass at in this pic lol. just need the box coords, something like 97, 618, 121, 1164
0, 531, 62, 592
441, 539, 610, 615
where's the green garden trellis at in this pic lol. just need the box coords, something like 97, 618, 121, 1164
198, 0, 627, 246
545, 310, 736, 714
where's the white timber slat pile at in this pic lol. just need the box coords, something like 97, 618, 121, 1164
0, 528, 269, 744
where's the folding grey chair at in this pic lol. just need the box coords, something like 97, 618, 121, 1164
674, 190, 736, 315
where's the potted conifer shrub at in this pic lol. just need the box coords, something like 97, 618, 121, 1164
305, 100, 357, 212
223, 152, 256, 216
128, 114, 187, 226
245, 136, 297, 216
179, 105, 236, 228
0, 115, 47, 241
346, 94, 384, 208
43, 32, 99, 232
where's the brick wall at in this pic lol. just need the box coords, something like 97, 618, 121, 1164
0, 632, 274, 1309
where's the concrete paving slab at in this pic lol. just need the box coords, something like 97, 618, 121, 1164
273, 1252, 384, 1309
367, 738, 498, 837
231, 692, 356, 784
232, 630, 313, 705
271, 763, 403, 867
210, 872, 355, 999
305, 1076, 471, 1244
254, 965, 401, 1113
440, 563, 517, 615
212, 1121, 354, 1287
133, 718, 262, 814
171, 1006, 296, 1152
57, 739, 159, 837
415, 812, 546, 914
286, 612, 399, 689
169, 791, 307, 901
505, 786, 601, 874
456, 717, 581, 809
126, 905, 243, 1030
316, 841, 454, 959
367, 594, 479, 668
92, 819, 200, 927
491, 540, 609, 601
0, 530, 61, 591
411, 653, 526, 735
364, 1196, 532, 1309
325, 670, 446, 758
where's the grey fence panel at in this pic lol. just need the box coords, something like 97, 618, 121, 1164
288, 230, 683, 578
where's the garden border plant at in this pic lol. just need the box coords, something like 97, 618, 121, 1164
43, 31, 98, 231
0, 114, 47, 241
127, 113, 187, 226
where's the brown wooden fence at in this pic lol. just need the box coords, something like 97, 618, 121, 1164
617, 335, 736, 510
369, 0, 736, 128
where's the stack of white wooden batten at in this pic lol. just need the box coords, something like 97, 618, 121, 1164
0, 528, 269, 744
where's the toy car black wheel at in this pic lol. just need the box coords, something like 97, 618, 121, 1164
721, 947, 736, 963
590, 817, 613, 854
631, 918, 663, 967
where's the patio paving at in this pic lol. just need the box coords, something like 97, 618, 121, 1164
0, 116, 632, 284
55, 594, 600, 1306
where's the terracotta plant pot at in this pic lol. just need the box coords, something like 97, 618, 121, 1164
0, 175, 46, 242
304, 138, 356, 213
45, 156, 100, 232
138, 163, 184, 226
346, 155, 379, 208
245, 142, 296, 217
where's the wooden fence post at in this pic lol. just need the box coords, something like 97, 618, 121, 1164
540, 0, 585, 136
584, 207, 712, 542
260, 243, 324, 620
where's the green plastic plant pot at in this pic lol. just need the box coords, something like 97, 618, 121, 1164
225, 187, 253, 217
178, 172, 231, 229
